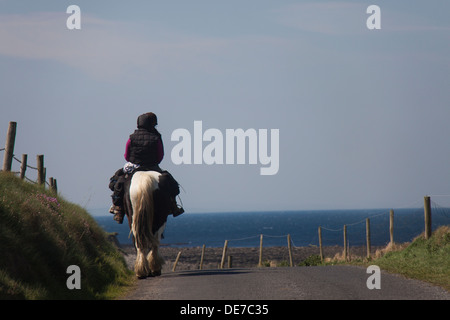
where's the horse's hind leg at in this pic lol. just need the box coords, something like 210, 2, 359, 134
147, 245, 164, 276
147, 224, 166, 276
135, 246, 151, 279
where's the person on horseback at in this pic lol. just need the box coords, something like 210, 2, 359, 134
109, 112, 184, 224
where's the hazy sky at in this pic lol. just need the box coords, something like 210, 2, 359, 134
1, 1, 449, 214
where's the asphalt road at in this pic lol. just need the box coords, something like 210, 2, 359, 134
124, 265, 449, 300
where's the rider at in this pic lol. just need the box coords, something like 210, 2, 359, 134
109, 112, 184, 223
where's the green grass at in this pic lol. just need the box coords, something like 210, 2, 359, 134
296, 226, 449, 291
369, 226, 450, 291
0, 172, 135, 299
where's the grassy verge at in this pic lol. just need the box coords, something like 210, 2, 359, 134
300, 225, 449, 291
0, 172, 135, 299
368, 226, 449, 291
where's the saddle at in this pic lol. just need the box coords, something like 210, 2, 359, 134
157, 171, 180, 197
110, 166, 182, 225
110, 167, 180, 197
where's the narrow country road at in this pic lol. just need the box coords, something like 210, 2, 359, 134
124, 265, 449, 300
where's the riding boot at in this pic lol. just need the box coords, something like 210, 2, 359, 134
170, 197, 184, 217
173, 206, 184, 217
113, 207, 125, 224
110, 204, 124, 224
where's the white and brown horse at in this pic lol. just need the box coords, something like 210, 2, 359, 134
123, 171, 171, 278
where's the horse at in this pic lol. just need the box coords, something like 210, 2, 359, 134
123, 170, 172, 278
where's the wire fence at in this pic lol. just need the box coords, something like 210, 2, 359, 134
1, 121, 58, 192
201, 204, 449, 247
170, 198, 450, 270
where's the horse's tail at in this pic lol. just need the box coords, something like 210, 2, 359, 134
130, 171, 160, 277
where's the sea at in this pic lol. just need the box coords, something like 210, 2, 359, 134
92, 207, 450, 248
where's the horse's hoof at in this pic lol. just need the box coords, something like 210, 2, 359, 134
137, 275, 147, 279
151, 270, 162, 277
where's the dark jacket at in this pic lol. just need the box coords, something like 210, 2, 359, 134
127, 113, 164, 167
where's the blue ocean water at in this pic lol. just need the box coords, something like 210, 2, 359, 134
93, 208, 450, 248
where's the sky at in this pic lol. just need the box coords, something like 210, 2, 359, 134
1, 1, 449, 214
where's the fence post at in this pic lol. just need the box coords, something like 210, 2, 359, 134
172, 251, 182, 272
53, 178, 58, 194
2, 121, 17, 172
258, 234, 263, 267
20, 154, 27, 179
199, 244, 205, 270
287, 234, 293, 267
49, 177, 58, 194
220, 240, 228, 269
36, 155, 44, 185
389, 209, 394, 245
318, 226, 323, 262
424, 196, 432, 239
343, 225, 347, 261
228, 256, 233, 269
366, 218, 371, 259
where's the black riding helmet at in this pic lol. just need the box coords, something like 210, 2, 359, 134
137, 112, 157, 131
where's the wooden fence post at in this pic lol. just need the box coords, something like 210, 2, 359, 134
258, 234, 263, 267
2, 121, 17, 172
220, 240, 228, 269
424, 196, 432, 239
287, 234, 293, 267
228, 256, 233, 269
172, 251, 182, 272
53, 178, 58, 194
318, 226, 323, 262
366, 218, 371, 259
36, 155, 44, 185
20, 154, 27, 179
389, 209, 394, 245
49, 177, 58, 194
343, 225, 347, 261
199, 244, 205, 270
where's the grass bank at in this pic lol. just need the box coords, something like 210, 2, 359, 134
311, 225, 449, 291
369, 226, 450, 291
0, 172, 135, 299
